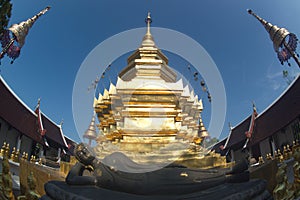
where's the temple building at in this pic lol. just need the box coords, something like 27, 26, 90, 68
0, 75, 75, 162
212, 74, 300, 163
211, 9, 300, 166
93, 14, 209, 164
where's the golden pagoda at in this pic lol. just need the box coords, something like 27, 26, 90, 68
93, 13, 209, 165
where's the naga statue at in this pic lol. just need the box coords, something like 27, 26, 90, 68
41, 143, 272, 200
17, 172, 40, 200
0, 156, 15, 200
293, 144, 300, 198
273, 163, 294, 200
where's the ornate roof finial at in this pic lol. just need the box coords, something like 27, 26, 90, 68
228, 122, 233, 131
36, 98, 41, 109
252, 101, 257, 112
141, 12, 156, 47
60, 119, 64, 126
248, 9, 300, 67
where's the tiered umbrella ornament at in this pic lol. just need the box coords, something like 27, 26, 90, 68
0, 6, 50, 64
248, 9, 300, 67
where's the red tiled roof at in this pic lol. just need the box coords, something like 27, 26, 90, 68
41, 112, 68, 148
224, 75, 300, 149
64, 136, 77, 156
249, 75, 300, 146
223, 116, 251, 150
0, 77, 43, 143
0, 76, 71, 149
211, 137, 227, 154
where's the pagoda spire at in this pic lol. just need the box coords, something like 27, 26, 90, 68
247, 9, 300, 67
141, 12, 156, 47
83, 113, 98, 146
9, 6, 50, 48
120, 12, 173, 82
0, 6, 51, 63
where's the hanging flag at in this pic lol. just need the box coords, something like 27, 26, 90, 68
106, 63, 111, 71
207, 91, 212, 102
88, 76, 100, 92
187, 64, 191, 71
200, 79, 207, 92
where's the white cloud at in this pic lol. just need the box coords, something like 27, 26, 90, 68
266, 71, 282, 80
265, 62, 286, 91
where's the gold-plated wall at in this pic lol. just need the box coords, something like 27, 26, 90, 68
19, 159, 65, 195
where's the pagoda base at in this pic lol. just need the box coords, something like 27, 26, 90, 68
94, 141, 207, 166
118, 135, 181, 152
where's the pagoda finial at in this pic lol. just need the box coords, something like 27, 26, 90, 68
141, 12, 156, 47
248, 9, 300, 67
247, 9, 270, 32
146, 12, 152, 35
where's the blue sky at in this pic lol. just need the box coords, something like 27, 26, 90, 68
1, 0, 300, 143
